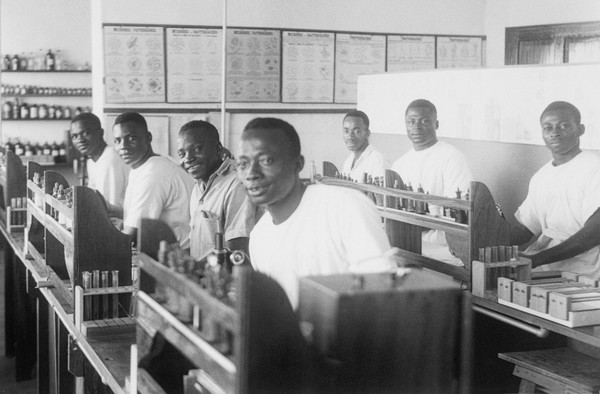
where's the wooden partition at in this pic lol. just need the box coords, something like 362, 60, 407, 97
320, 161, 511, 285
136, 218, 319, 393
0, 150, 27, 231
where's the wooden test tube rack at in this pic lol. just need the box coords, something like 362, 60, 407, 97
319, 162, 511, 286
136, 218, 320, 394
0, 149, 27, 233
24, 161, 133, 319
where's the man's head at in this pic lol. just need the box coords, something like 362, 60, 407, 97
405, 99, 439, 151
342, 110, 370, 154
177, 120, 223, 183
70, 112, 106, 160
236, 117, 304, 209
540, 101, 584, 163
112, 112, 153, 169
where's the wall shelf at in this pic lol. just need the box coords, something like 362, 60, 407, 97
2, 94, 91, 97
2, 118, 72, 121
2, 70, 91, 73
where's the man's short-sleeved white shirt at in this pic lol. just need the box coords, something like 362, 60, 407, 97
515, 151, 600, 278
250, 184, 395, 307
189, 158, 258, 260
341, 144, 387, 182
391, 140, 472, 207
123, 155, 194, 248
391, 140, 472, 264
87, 145, 129, 209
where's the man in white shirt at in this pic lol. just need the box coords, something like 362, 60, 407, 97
391, 99, 473, 264
177, 120, 258, 261
341, 110, 387, 182
112, 112, 194, 247
511, 101, 600, 278
236, 117, 396, 308
70, 112, 129, 209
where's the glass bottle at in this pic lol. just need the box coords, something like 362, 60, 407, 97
2, 55, 10, 71
24, 141, 33, 157
19, 53, 28, 70
51, 141, 60, 161
42, 141, 51, 156
45, 49, 55, 71
2, 100, 13, 120
10, 54, 20, 71
38, 104, 48, 119
19, 102, 29, 119
29, 104, 38, 119
14, 140, 24, 156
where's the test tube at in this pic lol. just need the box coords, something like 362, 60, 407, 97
111, 270, 119, 318
82, 271, 92, 321
101, 271, 109, 319
511, 245, 519, 261
92, 270, 100, 320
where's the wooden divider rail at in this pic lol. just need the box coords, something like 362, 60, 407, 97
136, 218, 319, 394
320, 161, 511, 287
25, 160, 135, 337
0, 149, 27, 233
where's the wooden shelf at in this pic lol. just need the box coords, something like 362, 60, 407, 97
2, 70, 91, 73
2, 118, 73, 121
2, 94, 91, 97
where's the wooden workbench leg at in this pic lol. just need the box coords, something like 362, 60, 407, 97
518, 379, 536, 393
3, 239, 15, 357
14, 257, 36, 381
57, 321, 75, 394
37, 292, 50, 394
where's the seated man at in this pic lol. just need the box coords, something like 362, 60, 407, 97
112, 112, 194, 247
511, 101, 600, 278
391, 99, 473, 265
341, 109, 387, 182
177, 120, 258, 260
70, 112, 129, 209
236, 117, 396, 308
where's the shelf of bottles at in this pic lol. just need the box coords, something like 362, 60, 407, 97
1, 49, 91, 72
6, 139, 69, 166
1, 84, 92, 96
1, 100, 91, 121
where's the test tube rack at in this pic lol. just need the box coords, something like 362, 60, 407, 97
319, 161, 511, 286
135, 218, 320, 394
497, 272, 600, 327
24, 161, 132, 317
471, 245, 532, 299
0, 149, 27, 233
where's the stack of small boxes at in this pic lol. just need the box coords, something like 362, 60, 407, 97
498, 272, 600, 327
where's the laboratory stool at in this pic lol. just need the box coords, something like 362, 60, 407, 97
499, 348, 600, 394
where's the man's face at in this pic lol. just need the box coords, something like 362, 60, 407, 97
342, 116, 370, 153
177, 129, 222, 183
70, 121, 104, 156
236, 128, 302, 208
541, 109, 584, 157
405, 106, 439, 151
113, 122, 151, 169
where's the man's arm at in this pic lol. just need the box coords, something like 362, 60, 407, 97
523, 208, 600, 268
122, 226, 136, 246
509, 219, 534, 246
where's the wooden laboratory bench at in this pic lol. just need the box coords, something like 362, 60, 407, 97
1, 212, 134, 393
473, 294, 600, 393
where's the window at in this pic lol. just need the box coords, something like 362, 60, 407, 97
505, 21, 600, 65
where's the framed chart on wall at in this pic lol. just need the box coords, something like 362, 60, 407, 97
334, 33, 386, 104
436, 36, 483, 69
103, 25, 166, 103
166, 27, 223, 103
387, 35, 435, 72
281, 31, 335, 103
226, 28, 281, 102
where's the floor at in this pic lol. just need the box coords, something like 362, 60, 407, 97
0, 244, 37, 393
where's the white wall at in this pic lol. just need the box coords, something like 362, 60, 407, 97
1, 0, 92, 145
485, 0, 600, 66
97, 0, 487, 175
